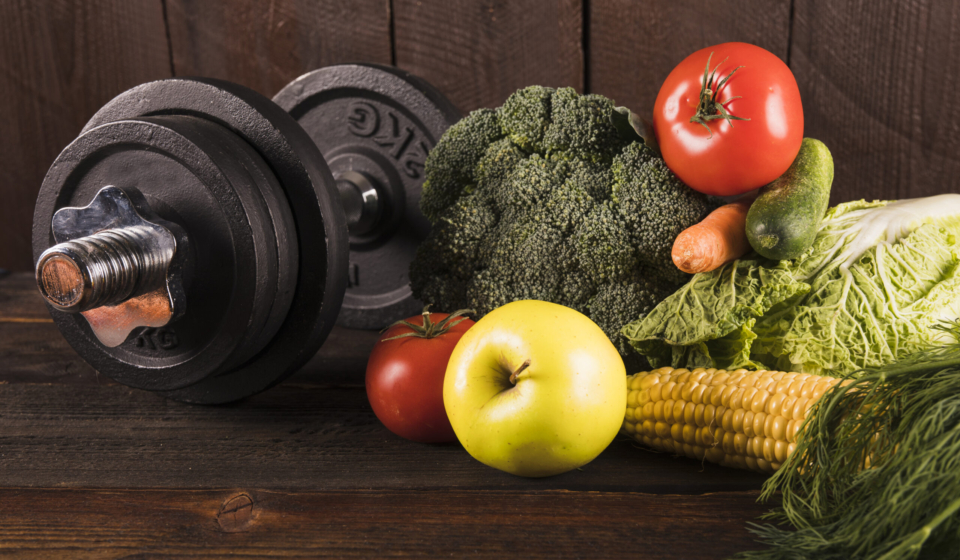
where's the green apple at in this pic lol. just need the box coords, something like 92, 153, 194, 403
443, 300, 627, 477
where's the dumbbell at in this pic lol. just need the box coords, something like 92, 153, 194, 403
32, 64, 460, 404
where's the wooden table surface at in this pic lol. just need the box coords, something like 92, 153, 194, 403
0, 270, 774, 558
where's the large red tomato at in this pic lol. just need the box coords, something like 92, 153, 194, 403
653, 42, 803, 196
365, 308, 474, 443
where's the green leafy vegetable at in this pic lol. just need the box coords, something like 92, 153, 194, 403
623, 195, 960, 376
734, 322, 960, 559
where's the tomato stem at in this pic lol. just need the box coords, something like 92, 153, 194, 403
380, 305, 475, 341
690, 52, 750, 139
509, 359, 531, 385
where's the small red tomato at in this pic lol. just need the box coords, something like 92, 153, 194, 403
653, 42, 804, 196
365, 308, 474, 443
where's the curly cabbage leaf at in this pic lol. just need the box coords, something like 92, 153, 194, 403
623, 195, 960, 375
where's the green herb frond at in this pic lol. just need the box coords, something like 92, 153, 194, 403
734, 339, 960, 559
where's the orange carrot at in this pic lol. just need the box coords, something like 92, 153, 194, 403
672, 198, 753, 274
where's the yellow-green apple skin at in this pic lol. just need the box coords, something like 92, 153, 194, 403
443, 300, 627, 477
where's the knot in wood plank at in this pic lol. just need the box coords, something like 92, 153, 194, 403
217, 492, 256, 533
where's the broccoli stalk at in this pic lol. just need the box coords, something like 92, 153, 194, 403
411, 86, 716, 366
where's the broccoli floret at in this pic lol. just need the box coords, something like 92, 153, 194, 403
536, 170, 596, 235
495, 154, 569, 214
543, 88, 627, 162
612, 143, 712, 280
498, 86, 552, 152
589, 278, 664, 371
574, 201, 638, 284
411, 86, 717, 363
421, 108, 503, 222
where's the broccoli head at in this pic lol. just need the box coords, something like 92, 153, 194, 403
410, 86, 716, 364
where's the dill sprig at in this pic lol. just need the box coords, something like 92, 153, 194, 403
734, 321, 960, 559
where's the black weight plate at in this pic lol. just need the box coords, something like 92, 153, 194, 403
274, 64, 461, 329
33, 116, 286, 392
35, 78, 349, 403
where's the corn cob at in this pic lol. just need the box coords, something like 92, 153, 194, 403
622, 366, 842, 473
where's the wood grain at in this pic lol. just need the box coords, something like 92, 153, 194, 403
588, 0, 791, 118
0, 487, 772, 559
0, 0, 172, 272
0, 381, 767, 493
393, 0, 584, 113
165, 0, 393, 97
791, 0, 960, 202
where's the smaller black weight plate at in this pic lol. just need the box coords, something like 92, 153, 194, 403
274, 64, 461, 329
35, 78, 349, 403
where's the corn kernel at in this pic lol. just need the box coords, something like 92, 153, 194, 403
694, 403, 705, 426
691, 383, 707, 405
720, 384, 739, 407
653, 400, 665, 422
763, 413, 775, 438
642, 402, 655, 422
721, 408, 735, 432
732, 408, 745, 433
767, 392, 786, 417
655, 421, 670, 439
780, 396, 797, 420
771, 416, 787, 441
792, 397, 809, 420
642, 420, 655, 438
661, 381, 677, 401
639, 373, 661, 390
673, 400, 686, 425
670, 423, 683, 444
762, 437, 776, 463
752, 412, 767, 438
663, 399, 676, 423
733, 433, 748, 456
649, 383, 663, 402
750, 389, 770, 414
722, 431, 736, 455
786, 419, 800, 443
742, 410, 756, 437
711, 371, 730, 386
702, 404, 716, 427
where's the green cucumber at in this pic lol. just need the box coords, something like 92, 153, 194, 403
746, 138, 834, 260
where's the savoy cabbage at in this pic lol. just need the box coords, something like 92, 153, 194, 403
623, 195, 960, 375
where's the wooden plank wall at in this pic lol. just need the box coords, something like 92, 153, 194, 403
2, 0, 958, 271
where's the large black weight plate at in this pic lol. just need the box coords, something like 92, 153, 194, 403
34, 78, 349, 404
33, 116, 293, 393
274, 64, 460, 329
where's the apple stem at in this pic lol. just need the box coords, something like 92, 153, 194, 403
509, 359, 531, 385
